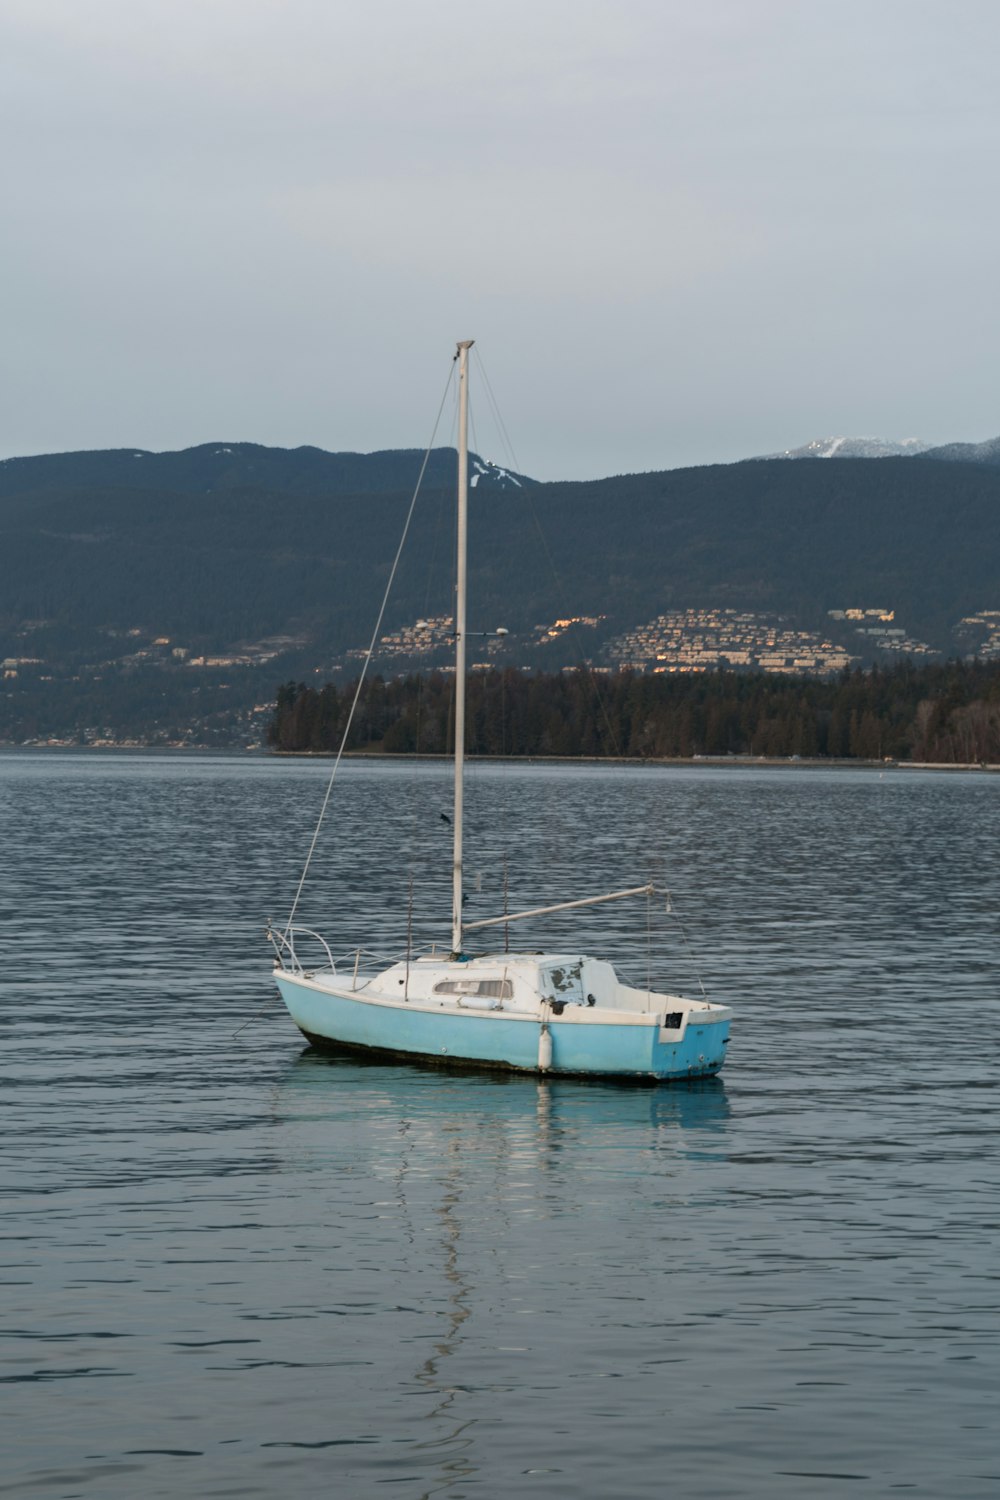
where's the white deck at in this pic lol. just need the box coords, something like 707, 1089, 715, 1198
299, 951, 730, 1029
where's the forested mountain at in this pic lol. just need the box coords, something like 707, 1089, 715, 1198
1, 440, 999, 744
924, 435, 1000, 467
0, 441, 529, 501
3, 444, 999, 647
757, 432, 1000, 466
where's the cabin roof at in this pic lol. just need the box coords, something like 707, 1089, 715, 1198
406, 952, 616, 977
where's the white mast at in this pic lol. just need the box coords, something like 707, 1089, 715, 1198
451, 339, 474, 956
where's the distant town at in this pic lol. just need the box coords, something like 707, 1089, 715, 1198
341, 603, 964, 677
3, 604, 1000, 749
3, 603, 998, 697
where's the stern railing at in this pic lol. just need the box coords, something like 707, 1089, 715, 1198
267, 924, 336, 976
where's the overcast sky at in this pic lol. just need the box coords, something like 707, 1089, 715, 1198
2, 0, 998, 479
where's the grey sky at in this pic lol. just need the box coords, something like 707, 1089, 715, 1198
2, 0, 998, 479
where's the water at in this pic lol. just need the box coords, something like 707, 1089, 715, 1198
2, 752, 999, 1498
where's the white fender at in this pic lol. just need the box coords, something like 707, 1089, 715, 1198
538, 1023, 553, 1071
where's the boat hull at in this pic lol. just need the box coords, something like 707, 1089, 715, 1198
274, 973, 729, 1081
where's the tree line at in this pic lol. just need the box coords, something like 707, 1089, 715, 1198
269, 660, 1000, 763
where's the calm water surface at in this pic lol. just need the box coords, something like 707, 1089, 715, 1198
1, 753, 998, 1498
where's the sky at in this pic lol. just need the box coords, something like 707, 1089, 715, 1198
2, 0, 999, 480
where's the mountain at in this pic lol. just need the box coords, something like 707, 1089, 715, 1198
0, 441, 534, 500
2, 441, 999, 744
760, 436, 934, 460
923, 435, 1000, 467
758, 432, 1000, 467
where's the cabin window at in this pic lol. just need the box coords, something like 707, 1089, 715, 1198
475, 979, 512, 999
545, 964, 582, 995
433, 978, 513, 999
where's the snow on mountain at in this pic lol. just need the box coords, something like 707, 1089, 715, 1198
753, 432, 1000, 467
758, 436, 934, 460
470, 457, 525, 488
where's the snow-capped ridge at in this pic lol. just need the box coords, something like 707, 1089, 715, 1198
470, 457, 524, 489
760, 436, 934, 461
753, 431, 1000, 468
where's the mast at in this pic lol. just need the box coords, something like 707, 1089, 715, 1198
451, 339, 474, 956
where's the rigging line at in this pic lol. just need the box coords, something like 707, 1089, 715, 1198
283, 362, 457, 938
663, 887, 709, 1000
473, 348, 521, 474
476, 349, 620, 762
476, 355, 624, 758
472, 351, 625, 758
412, 384, 458, 756
488, 664, 512, 915
415, 474, 449, 755
467, 353, 518, 897
468, 392, 481, 473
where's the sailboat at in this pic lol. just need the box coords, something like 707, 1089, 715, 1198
269, 341, 732, 1080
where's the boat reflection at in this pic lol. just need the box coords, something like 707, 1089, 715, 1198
409, 1130, 478, 1498
275, 1046, 731, 1161
269, 1052, 730, 1496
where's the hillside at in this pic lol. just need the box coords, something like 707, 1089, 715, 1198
757, 432, 1000, 466
2, 442, 999, 743
0, 442, 469, 500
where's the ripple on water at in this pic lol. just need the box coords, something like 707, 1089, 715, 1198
1, 754, 998, 1498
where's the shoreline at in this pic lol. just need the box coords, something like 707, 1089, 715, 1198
5, 744, 995, 773
297, 751, 1000, 772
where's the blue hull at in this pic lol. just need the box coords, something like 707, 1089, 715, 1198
274, 975, 729, 1081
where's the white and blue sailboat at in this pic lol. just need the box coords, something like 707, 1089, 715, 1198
270, 342, 732, 1079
